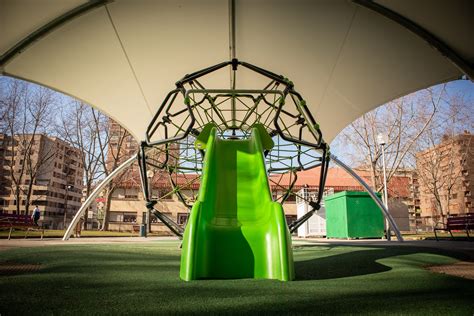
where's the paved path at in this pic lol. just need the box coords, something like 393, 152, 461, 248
428, 261, 474, 280
0, 236, 179, 251
2, 236, 472, 256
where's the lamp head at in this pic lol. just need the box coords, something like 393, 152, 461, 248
377, 133, 387, 146
146, 170, 155, 179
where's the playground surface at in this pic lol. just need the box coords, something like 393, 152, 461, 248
0, 237, 473, 315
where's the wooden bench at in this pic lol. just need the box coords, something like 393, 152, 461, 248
0, 213, 45, 240
434, 214, 474, 241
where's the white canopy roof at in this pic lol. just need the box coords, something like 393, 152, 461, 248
1, 0, 473, 143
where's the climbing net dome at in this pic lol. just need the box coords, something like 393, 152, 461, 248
138, 60, 330, 234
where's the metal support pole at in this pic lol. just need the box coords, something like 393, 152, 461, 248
228, 0, 236, 61
381, 144, 391, 241
330, 154, 403, 242
62, 154, 137, 241
229, 0, 237, 127
145, 170, 155, 236
63, 186, 69, 229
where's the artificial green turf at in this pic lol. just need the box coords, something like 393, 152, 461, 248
0, 242, 473, 315
0, 229, 161, 239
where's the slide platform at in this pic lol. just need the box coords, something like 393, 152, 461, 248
180, 124, 294, 281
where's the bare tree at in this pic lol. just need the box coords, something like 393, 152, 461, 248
58, 101, 105, 229
57, 101, 140, 231
0, 78, 58, 214
337, 85, 445, 193
414, 90, 473, 223
94, 115, 138, 230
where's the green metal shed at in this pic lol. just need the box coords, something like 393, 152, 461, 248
325, 191, 384, 239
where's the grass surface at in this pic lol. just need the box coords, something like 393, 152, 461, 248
0, 242, 473, 315
0, 229, 165, 238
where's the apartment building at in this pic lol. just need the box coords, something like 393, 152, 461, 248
108, 120, 138, 164
406, 171, 422, 232
416, 132, 474, 229
0, 134, 83, 229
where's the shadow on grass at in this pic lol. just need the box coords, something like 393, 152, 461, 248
295, 248, 392, 280
294, 244, 471, 281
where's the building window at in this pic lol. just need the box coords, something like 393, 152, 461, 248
123, 213, 137, 223
33, 190, 48, 196
285, 193, 296, 202
153, 188, 174, 200
272, 191, 278, 201
36, 179, 50, 186
125, 193, 138, 199
177, 213, 189, 225
109, 213, 123, 222
151, 212, 172, 224
285, 215, 297, 226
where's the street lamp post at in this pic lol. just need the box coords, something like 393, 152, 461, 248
146, 170, 154, 235
377, 133, 391, 241
63, 185, 73, 229
139, 169, 155, 237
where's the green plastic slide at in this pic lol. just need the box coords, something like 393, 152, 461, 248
180, 124, 294, 281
